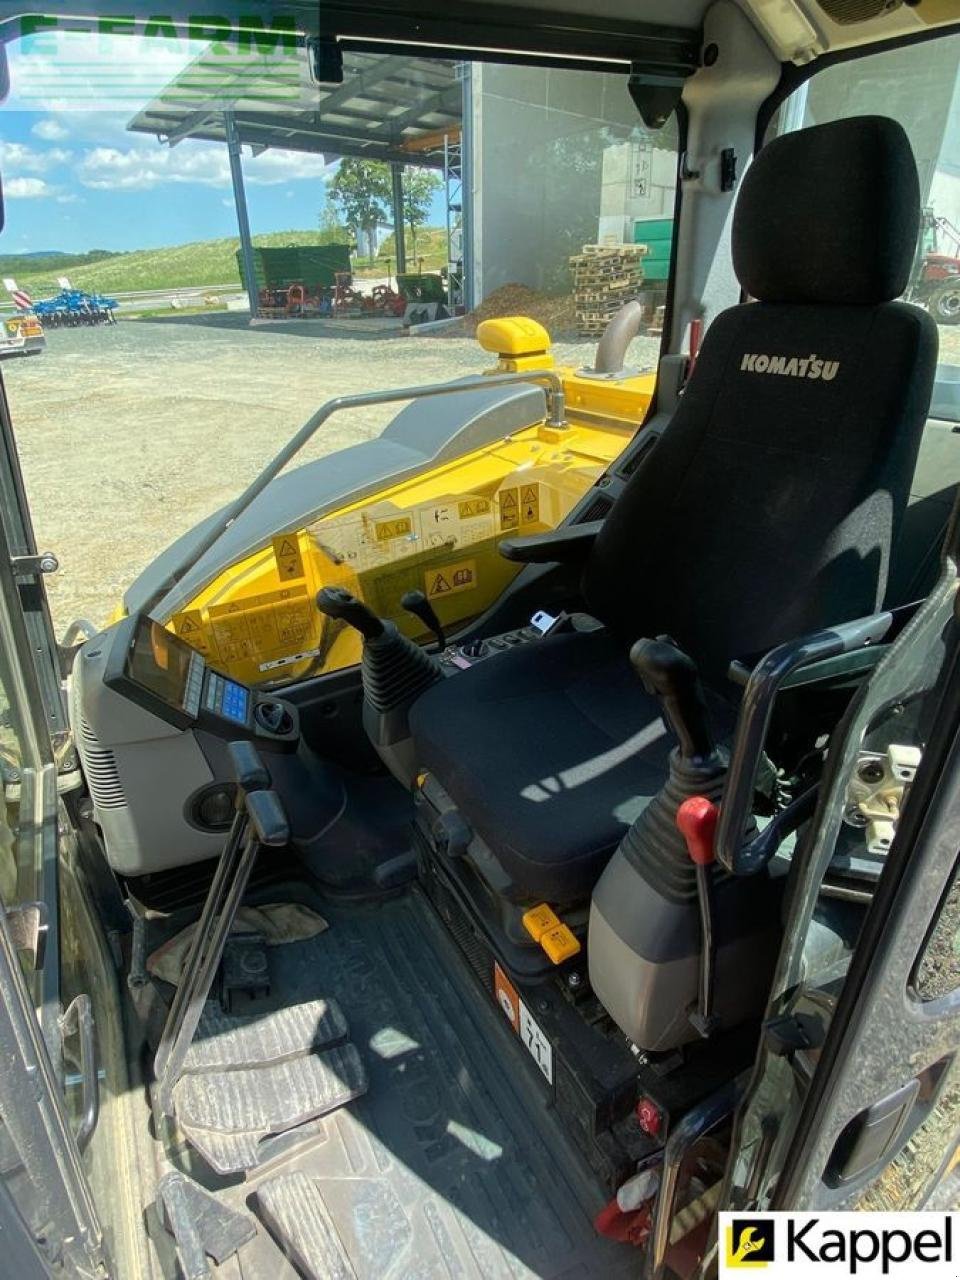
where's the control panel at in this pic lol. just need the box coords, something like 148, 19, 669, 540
103, 612, 294, 744
438, 612, 580, 673
204, 672, 250, 726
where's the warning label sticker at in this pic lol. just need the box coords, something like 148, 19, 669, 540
374, 516, 413, 543
425, 559, 477, 599
520, 483, 540, 526
498, 487, 519, 531
172, 609, 217, 660
494, 963, 520, 1032
272, 534, 305, 583
493, 962, 553, 1084
207, 585, 313, 665
458, 497, 491, 520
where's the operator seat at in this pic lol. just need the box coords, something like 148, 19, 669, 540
409, 116, 937, 905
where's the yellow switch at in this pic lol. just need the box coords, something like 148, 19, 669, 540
541, 924, 581, 965
522, 903, 560, 942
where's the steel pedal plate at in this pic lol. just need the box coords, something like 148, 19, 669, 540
183, 998, 348, 1074
174, 1043, 367, 1174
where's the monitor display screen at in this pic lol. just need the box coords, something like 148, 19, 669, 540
125, 617, 194, 711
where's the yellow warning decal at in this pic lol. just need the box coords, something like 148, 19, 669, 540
458, 497, 491, 520
520, 483, 540, 526
172, 609, 218, 660
498, 487, 519, 531
208, 586, 312, 664
374, 516, 413, 542
425, 559, 477, 599
272, 533, 305, 582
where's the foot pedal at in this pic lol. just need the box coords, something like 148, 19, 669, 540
183, 999, 348, 1074
219, 933, 270, 1012
158, 1170, 256, 1278
174, 1043, 367, 1174
256, 1172, 354, 1280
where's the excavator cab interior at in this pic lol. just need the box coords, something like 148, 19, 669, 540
6, 2, 960, 1278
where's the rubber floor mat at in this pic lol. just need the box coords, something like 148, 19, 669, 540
236, 891, 635, 1278
175, 1044, 367, 1174
184, 999, 348, 1073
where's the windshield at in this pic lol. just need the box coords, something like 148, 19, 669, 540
0, 23, 676, 680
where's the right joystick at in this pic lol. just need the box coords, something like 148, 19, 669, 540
630, 637, 715, 762
316, 587, 385, 641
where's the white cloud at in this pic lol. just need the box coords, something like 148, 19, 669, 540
5, 177, 55, 199
32, 118, 69, 142
0, 141, 71, 174
55, 193, 80, 205
77, 140, 333, 192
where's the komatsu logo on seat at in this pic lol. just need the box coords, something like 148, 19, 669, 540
740, 353, 840, 380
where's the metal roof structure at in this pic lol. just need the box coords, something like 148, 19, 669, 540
128, 48, 462, 170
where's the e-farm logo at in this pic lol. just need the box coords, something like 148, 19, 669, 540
15, 13, 300, 108
719, 1212, 959, 1278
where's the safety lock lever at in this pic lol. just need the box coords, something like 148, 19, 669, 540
677, 796, 720, 1039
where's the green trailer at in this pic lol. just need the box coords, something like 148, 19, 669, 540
237, 243, 353, 292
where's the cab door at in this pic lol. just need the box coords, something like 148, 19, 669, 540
0, 372, 111, 1272
728, 507, 960, 1213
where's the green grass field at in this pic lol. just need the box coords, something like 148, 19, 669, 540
9, 226, 448, 297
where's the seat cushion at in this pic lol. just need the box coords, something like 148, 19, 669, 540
409, 629, 732, 904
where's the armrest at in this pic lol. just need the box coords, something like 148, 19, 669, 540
498, 520, 603, 564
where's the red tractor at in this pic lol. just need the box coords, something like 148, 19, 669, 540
909, 207, 960, 323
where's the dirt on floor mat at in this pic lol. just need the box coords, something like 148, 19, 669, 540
218, 889, 635, 1279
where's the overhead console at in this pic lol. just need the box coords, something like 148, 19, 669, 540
72, 614, 342, 877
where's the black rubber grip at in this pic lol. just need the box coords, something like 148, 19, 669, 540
246, 789, 290, 848
315, 587, 385, 640
227, 740, 270, 796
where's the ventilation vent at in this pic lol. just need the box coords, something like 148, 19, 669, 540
619, 434, 658, 478
77, 715, 127, 811
815, 0, 902, 24
575, 491, 614, 524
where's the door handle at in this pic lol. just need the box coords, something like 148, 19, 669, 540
58, 994, 99, 1153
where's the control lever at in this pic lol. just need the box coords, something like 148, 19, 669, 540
254, 700, 292, 735
676, 796, 720, 1038
401, 589, 446, 651
153, 743, 288, 1122
630, 637, 716, 762
316, 586, 385, 640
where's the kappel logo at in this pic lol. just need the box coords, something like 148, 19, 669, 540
727, 1219, 776, 1268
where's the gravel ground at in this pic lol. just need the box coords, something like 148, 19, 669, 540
1, 312, 632, 635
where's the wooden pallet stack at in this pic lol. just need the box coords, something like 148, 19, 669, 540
569, 244, 648, 338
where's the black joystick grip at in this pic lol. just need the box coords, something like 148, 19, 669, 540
401, 589, 445, 649
630, 637, 715, 761
316, 587, 385, 641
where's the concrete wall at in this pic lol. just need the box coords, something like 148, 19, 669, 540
470, 64, 678, 302
783, 37, 960, 230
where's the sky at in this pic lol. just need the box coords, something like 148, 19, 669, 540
0, 28, 353, 254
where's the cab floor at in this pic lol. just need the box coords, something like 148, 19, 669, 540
200, 888, 634, 1279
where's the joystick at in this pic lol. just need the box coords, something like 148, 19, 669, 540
315, 586, 442, 785
401, 589, 446, 651
630, 637, 717, 764
316, 587, 385, 641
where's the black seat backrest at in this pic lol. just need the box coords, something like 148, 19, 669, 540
583, 116, 938, 688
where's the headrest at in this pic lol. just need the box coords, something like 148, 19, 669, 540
732, 116, 920, 306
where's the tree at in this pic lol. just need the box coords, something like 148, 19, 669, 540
402, 167, 443, 259
327, 158, 391, 259
316, 202, 352, 247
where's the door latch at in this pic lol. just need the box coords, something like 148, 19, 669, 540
4, 900, 48, 970
10, 551, 58, 576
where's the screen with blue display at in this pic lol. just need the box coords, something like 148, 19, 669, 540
219, 680, 249, 724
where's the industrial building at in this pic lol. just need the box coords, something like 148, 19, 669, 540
130, 38, 960, 319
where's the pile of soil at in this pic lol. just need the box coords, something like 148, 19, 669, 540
461, 284, 578, 338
